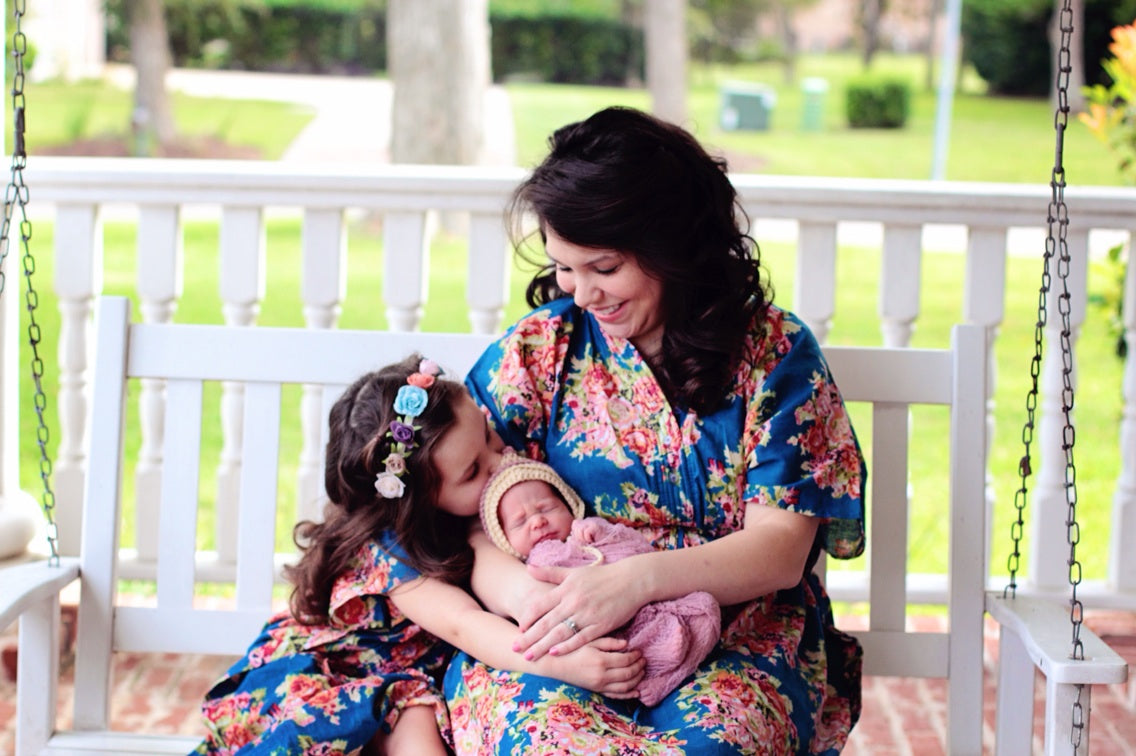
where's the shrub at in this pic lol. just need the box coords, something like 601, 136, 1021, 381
844, 76, 911, 128
962, 0, 1136, 96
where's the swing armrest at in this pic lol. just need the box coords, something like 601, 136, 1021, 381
0, 557, 80, 631
986, 592, 1128, 685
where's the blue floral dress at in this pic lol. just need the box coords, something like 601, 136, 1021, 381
193, 533, 451, 756
444, 298, 866, 755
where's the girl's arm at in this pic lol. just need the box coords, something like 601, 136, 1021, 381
467, 528, 553, 620
515, 503, 818, 660
388, 573, 644, 697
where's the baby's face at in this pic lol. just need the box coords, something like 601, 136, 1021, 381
497, 480, 574, 557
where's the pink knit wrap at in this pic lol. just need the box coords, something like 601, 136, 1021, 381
529, 518, 721, 706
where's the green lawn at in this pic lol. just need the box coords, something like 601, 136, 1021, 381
22, 77, 315, 159
508, 53, 1125, 185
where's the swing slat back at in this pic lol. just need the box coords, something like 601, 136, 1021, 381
821, 326, 988, 755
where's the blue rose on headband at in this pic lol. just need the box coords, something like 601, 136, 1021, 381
394, 384, 428, 418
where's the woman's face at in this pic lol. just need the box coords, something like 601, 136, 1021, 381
432, 394, 506, 517
546, 228, 665, 358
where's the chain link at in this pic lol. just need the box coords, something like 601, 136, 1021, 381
1006, 0, 1085, 748
0, 0, 58, 564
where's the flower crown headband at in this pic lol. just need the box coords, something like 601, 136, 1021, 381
373, 358, 442, 500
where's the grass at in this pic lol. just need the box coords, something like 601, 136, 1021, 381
8, 52, 1131, 588
508, 53, 1125, 185
22, 77, 315, 158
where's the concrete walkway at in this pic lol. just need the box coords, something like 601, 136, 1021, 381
103, 64, 516, 167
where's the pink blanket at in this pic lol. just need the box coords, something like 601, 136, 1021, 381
529, 518, 721, 706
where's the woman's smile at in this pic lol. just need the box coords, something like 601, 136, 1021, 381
545, 229, 665, 358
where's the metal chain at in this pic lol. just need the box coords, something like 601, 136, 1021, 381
0, 0, 58, 565
1006, 0, 1084, 748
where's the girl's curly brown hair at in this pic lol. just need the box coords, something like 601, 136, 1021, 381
284, 354, 473, 624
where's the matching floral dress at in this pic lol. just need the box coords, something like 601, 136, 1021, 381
445, 298, 867, 755
193, 533, 450, 756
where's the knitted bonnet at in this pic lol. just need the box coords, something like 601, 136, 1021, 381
479, 450, 586, 559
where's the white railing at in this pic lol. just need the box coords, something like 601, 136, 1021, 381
5, 155, 1135, 608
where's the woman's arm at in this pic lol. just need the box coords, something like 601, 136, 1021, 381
515, 504, 818, 660
388, 572, 645, 697
467, 528, 553, 620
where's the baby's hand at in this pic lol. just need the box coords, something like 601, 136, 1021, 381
555, 637, 644, 698
578, 519, 602, 544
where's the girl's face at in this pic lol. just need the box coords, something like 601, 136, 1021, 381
546, 228, 666, 359
432, 394, 506, 517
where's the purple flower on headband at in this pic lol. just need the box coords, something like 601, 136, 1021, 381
390, 421, 415, 444
393, 384, 429, 418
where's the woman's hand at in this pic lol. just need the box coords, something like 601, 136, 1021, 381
514, 559, 647, 661
552, 637, 645, 698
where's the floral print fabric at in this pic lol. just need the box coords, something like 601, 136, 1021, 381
445, 298, 866, 755
193, 533, 451, 755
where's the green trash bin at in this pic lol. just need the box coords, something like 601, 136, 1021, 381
719, 81, 776, 131
800, 77, 829, 132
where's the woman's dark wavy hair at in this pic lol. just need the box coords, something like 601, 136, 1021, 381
509, 106, 772, 414
285, 354, 473, 624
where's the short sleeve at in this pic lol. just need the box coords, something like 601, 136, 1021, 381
327, 536, 422, 627
742, 314, 866, 559
465, 303, 574, 460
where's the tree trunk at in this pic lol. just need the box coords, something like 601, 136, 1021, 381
925, 0, 942, 92
1050, 0, 1085, 113
129, 0, 176, 154
645, 0, 688, 126
860, 0, 885, 68
776, 1, 799, 86
388, 0, 490, 167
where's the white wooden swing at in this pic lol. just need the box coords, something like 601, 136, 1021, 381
0, 2, 1129, 754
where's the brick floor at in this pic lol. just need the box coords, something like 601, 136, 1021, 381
2, 612, 1134, 754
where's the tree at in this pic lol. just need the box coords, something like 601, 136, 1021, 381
645, 0, 688, 124
859, 0, 888, 67
387, 0, 490, 167
128, 0, 176, 154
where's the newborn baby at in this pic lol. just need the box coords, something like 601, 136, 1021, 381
479, 451, 721, 706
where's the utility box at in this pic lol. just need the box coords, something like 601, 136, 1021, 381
801, 77, 829, 132
719, 81, 776, 131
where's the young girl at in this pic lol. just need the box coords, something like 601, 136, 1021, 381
193, 355, 644, 756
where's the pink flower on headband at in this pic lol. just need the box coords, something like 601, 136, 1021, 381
406, 372, 436, 389
419, 359, 440, 376
384, 453, 407, 475
374, 472, 405, 499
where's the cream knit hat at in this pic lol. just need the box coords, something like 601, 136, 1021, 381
479, 450, 586, 559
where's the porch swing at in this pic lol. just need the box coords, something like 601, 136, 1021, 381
0, 0, 1130, 753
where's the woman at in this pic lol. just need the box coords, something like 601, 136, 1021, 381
445, 106, 866, 755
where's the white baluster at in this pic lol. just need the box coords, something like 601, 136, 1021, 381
794, 221, 837, 344
134, 205, 183, 566
215, 206, 265, 565
50, 203, 103, 556
1029, 227, 1088, 592
0, 235, 37, 560
964, 224, 1008, 582
298, 208, 346, 525
383, 210, 429, 333
1110, 232, 1136, 592
879, 223, 922, 348
467, 210, 509, 335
